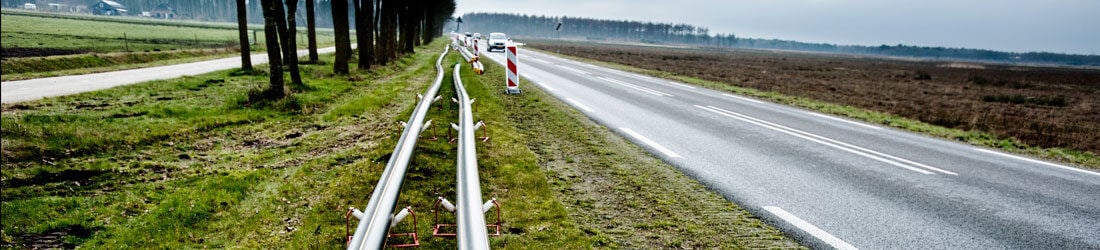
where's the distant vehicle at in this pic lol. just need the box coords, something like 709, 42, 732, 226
464, 32, 472, 37
487, 33, 509, 52
473, 33, 482, 40
23, 3, 37, 10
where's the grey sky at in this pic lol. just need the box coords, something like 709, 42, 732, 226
455, 0, 1100, 55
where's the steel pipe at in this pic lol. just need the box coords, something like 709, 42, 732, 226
452, 63, 491, 249
346, 44, 451, 250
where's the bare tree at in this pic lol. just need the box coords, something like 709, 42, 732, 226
306, 0, 319, 62
354, 0, 374, 70
332, 0, 351, 74
285, 0, 303, 86
236, 0, 252, 71
272, 0, 292, 64
259, 0, 284, 98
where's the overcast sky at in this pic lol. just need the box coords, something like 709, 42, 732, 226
454, 0, 1100, 55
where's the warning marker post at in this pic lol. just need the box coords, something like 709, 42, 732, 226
505, 42, 521, 94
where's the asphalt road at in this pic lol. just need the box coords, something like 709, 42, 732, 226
477, 42, 1100, 249
1, 46, 341, 104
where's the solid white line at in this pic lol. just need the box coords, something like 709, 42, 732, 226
556, 65, 591, 75
666, 81, 698, 89
697, 105, 935, 175
532, 58, 550, 64
621, 128, 682, 158
598, 77, 673, 97
706, 105, 956, 175
565, 98, 595, 112
708, 105, 950, 174
974, 148, 1100, 177
619, 73, 698, 90
722, 93, 765, 104
763, 206, 858, 250
809, 112, 883, 130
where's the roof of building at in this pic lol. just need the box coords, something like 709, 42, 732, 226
100, 0, 127, 10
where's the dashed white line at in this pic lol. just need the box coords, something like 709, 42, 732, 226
532, 58, 550, 64
809, 112, 883, 130
565, 98, 595, 112
763, 206, 858, 250
620, 127, 682, 158
697, 105, 955, 175
598, 77, 673, 97
974, 148, 1100, 177
722, 93, 764, 104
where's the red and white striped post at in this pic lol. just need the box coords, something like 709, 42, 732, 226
505, 42, 521, 94
473, 38, 480, 57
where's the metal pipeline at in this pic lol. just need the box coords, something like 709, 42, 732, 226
452, 63, 491, 249
346, 43, 451, 250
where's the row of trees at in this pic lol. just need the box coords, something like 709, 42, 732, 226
240, 0, 455, 99
459, 13, 735, 46
459, 12, 1099, 66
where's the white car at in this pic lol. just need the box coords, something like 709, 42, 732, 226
487, 33, 509, 52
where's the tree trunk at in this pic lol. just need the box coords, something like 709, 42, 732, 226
306, 0, 319, 62
402, 3, 416, 52
378, 0, 395, 63
365, 0, 375, 67
236, 0, 252, 71
353, 0, 372, 70
285, 0, 303, 86
259, 0, 284, 99
272, 0, 291, 63
332, 0, 351, 74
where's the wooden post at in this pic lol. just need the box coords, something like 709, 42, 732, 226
123, 32, 129, 52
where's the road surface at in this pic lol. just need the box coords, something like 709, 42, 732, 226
477, 42, 1100, 249
1, 46, 343, 104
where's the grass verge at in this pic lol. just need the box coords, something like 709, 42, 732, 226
1, 38, 800, 248
1, 49, 239, 81
528, 47, 1099, 170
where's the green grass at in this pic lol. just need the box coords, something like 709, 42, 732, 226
1, 11, 341, 80
1, 48, 241, 81
537, 49, 1100, 169
1, 11, 336, 54
1, 38, 801, 248
2, 14, 244, 53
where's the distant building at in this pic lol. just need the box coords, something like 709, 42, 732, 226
90, 0, 126, 16
149, 3, 176, 19
34, 0, 87, 13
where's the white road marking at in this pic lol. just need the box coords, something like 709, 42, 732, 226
621, 128, 682, 158
666, 81, 698, 89
556, 65, 591, 75
532, 58, 550, 64
617, 72, 698, 90
722, 93, 765, 104
597, 77, 673, 97
763, 206, 858, 250
809, 112, 883, 130
974, 148, 1100, 177
697, 105, 955, 175
565, 98, 595, 112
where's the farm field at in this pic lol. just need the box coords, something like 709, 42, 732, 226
0, 10, 337, 80
0, 39, 798, 248
528, 41, 1100, 168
